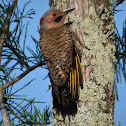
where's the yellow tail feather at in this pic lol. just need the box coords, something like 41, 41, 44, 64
72, 68, 74, 99
69, 52, 83, 100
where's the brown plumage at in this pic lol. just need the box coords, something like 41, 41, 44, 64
39, 8, 83, 110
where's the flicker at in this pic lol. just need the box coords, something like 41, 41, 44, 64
39, 8, 83, 110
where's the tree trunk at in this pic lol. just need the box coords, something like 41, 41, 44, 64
49, 0, 115, 125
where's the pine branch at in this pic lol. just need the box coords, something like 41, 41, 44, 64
115, 51, 126, 57
0, 0, 17, 65
0, 90, 9, 126
9, 107, 50, 125
0, 61, 45, 90
10, 110, 50, 125
5, 42, 30, 68
0, 1, 17, 125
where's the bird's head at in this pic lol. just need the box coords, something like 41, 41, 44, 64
40, 8, 75, 29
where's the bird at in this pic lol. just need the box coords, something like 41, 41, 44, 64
39, 8, 83, 110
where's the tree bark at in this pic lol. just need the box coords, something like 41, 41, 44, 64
50, 0, 115, 125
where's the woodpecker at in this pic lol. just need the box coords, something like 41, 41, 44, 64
39, 8, 83, 110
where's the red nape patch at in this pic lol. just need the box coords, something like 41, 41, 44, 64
40, 17, 45, 25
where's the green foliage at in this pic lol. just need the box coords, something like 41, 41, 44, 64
7, 98, 50, 125
114, 19, 126, 101
27, 35, 45, 64
119, 122, 121, 126
0, 0, 50, 125
115, 19, 126, 83
1, 1, 36, 73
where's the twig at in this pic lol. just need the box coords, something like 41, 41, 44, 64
0, 61, 45, 90
0, 0, 17, 65
0, 90, 9, 126
115, 51, 126, 57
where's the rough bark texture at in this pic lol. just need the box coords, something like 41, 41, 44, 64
49, 0, 115, 125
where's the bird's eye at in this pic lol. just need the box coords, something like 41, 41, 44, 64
53, 14, 56, 16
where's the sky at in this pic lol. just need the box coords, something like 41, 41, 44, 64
0, 0, 126, 125
114, 1, 126, 125
13, 0, 51, 112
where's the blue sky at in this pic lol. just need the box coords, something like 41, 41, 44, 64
0, 0, 126, 125
12, 0, 51, 112
114, 1, 126, 125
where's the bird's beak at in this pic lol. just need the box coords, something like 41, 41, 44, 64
54, 8, 75, 22
62, 8, 75, 16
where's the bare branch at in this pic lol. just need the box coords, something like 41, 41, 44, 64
0, 61, 45, 90
0, 0, 17, 65
0, 90, 9, 126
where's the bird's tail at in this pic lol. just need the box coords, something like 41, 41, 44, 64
53, 52, 83, 111
68, 52, 83, 100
